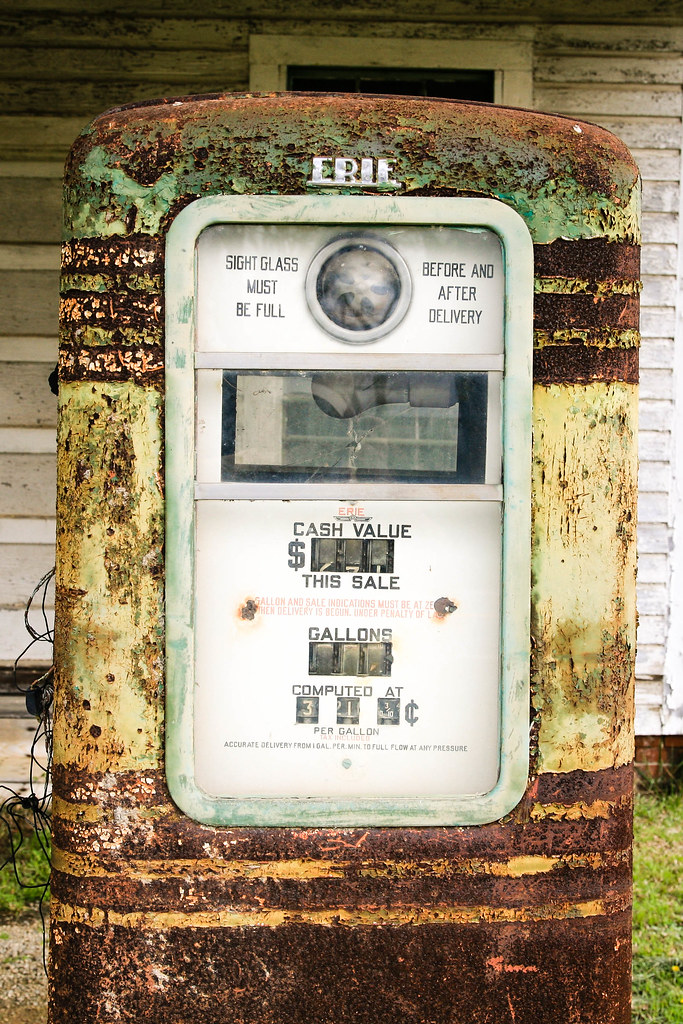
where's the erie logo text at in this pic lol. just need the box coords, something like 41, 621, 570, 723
307, 156, 402, 189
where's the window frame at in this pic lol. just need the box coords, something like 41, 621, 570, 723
249, 34, 533, 108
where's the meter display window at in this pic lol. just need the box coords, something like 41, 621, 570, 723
218, 370, 495, 484
165, 195, 532, 827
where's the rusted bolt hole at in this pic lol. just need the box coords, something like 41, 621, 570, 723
240, 599, 259, 621
433, 597, 457, 616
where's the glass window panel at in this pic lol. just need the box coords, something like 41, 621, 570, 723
220, 370, 496, 484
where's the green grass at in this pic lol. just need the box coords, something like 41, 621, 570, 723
633, 789, 683, 1023
0, 824, 50, 915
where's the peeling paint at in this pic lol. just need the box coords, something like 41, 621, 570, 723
531, 383, 637, 773
54, 382, 164, 772
51, 891, 631, 930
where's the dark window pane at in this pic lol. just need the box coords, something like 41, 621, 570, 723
287, 66, 494, 102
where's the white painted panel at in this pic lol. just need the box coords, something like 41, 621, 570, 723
642, 213, 680, 246
534, 55, 683, 86
639, 430, 672, 462
0, 177, 62, 244
642, 180, 680, 214
0, 117, 84, 160
639, 399, 674, 433
640, 338, 674, 370
641, 275, 677, 306
636, 646, 666, 679
0, 714, 47, 791
0, 428, 56, 454
0, 337, 57, 362
0, 245, 59, 271
0, 544, 55, 606
641, 244, 678, 275
637, 583, 669, 615
640, 308, 676, 338
535, 85, 682, 118
589, 118, 681, 149
637, 523, 670, 554
0, 362, 57, 427
0, 518, 55, 545
0, 163, 63, 179
0, 608, 53, 663
639, 461, 672, 492
635, 701, 665, 735
638, 615, 668, 645
640, 369, 674, 401
639, 553, 669, 585
0, 454, 56, 517
638, 491, 670, 523
633, 150, 681, 182
537, 24, 683, 53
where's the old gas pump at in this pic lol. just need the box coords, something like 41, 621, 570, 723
52, 94, 638, 1024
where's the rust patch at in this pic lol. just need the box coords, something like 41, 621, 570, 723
49, 765, 633, 866
49, 850, 631, 916
533, 292, 639, 331
59, 344, 164, 385
534, 238, 640, 281
62, 235, 163, 274
239, 598, 259, 621
534, 345, 639, 385
60, 292, 162, 332
433, 596, 457, 617
49, 912, 632, 1024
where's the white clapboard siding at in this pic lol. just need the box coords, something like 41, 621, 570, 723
0, 455, 57, 518
640, 369, 674, 402
0, 177, 62, 243
632, 149, 681, 181
638, 583, 668, 616
0, 607, 54, 664
0, 546, 55, 608
535, 22, 683, 728
641, 242, 678, 275
0, 704, 48, 795
639, 431, 672, 463
641, 275, 677, 307
0, 363, 58, 428
638, 522, 670, 553
641, 338, 674, 370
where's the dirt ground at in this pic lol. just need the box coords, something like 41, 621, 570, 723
0, 913, 48, 1024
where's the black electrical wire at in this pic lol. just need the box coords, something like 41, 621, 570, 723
0, 567, 55, 974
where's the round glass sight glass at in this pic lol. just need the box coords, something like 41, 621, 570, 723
306, 234, 412, 343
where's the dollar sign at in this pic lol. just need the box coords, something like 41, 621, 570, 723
288, 538, 306, 570
404, 700, 419, 727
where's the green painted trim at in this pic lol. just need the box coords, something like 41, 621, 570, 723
165, 195, 532, 827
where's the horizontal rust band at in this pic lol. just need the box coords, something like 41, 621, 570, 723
62, 235, 164, 276
60, 292, 163, 330
59, 345, 164, 385
50, 889, 631, 930
52, 847, 630, 884
50, 808, 632, 869
533, 345, 639, 385
49, 851, 631, 915
48, 910, 632, 1024
534, 238, 640, 281
50, 765, 633, 864
51, 763, 633, 812
533, 292, 639, 331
